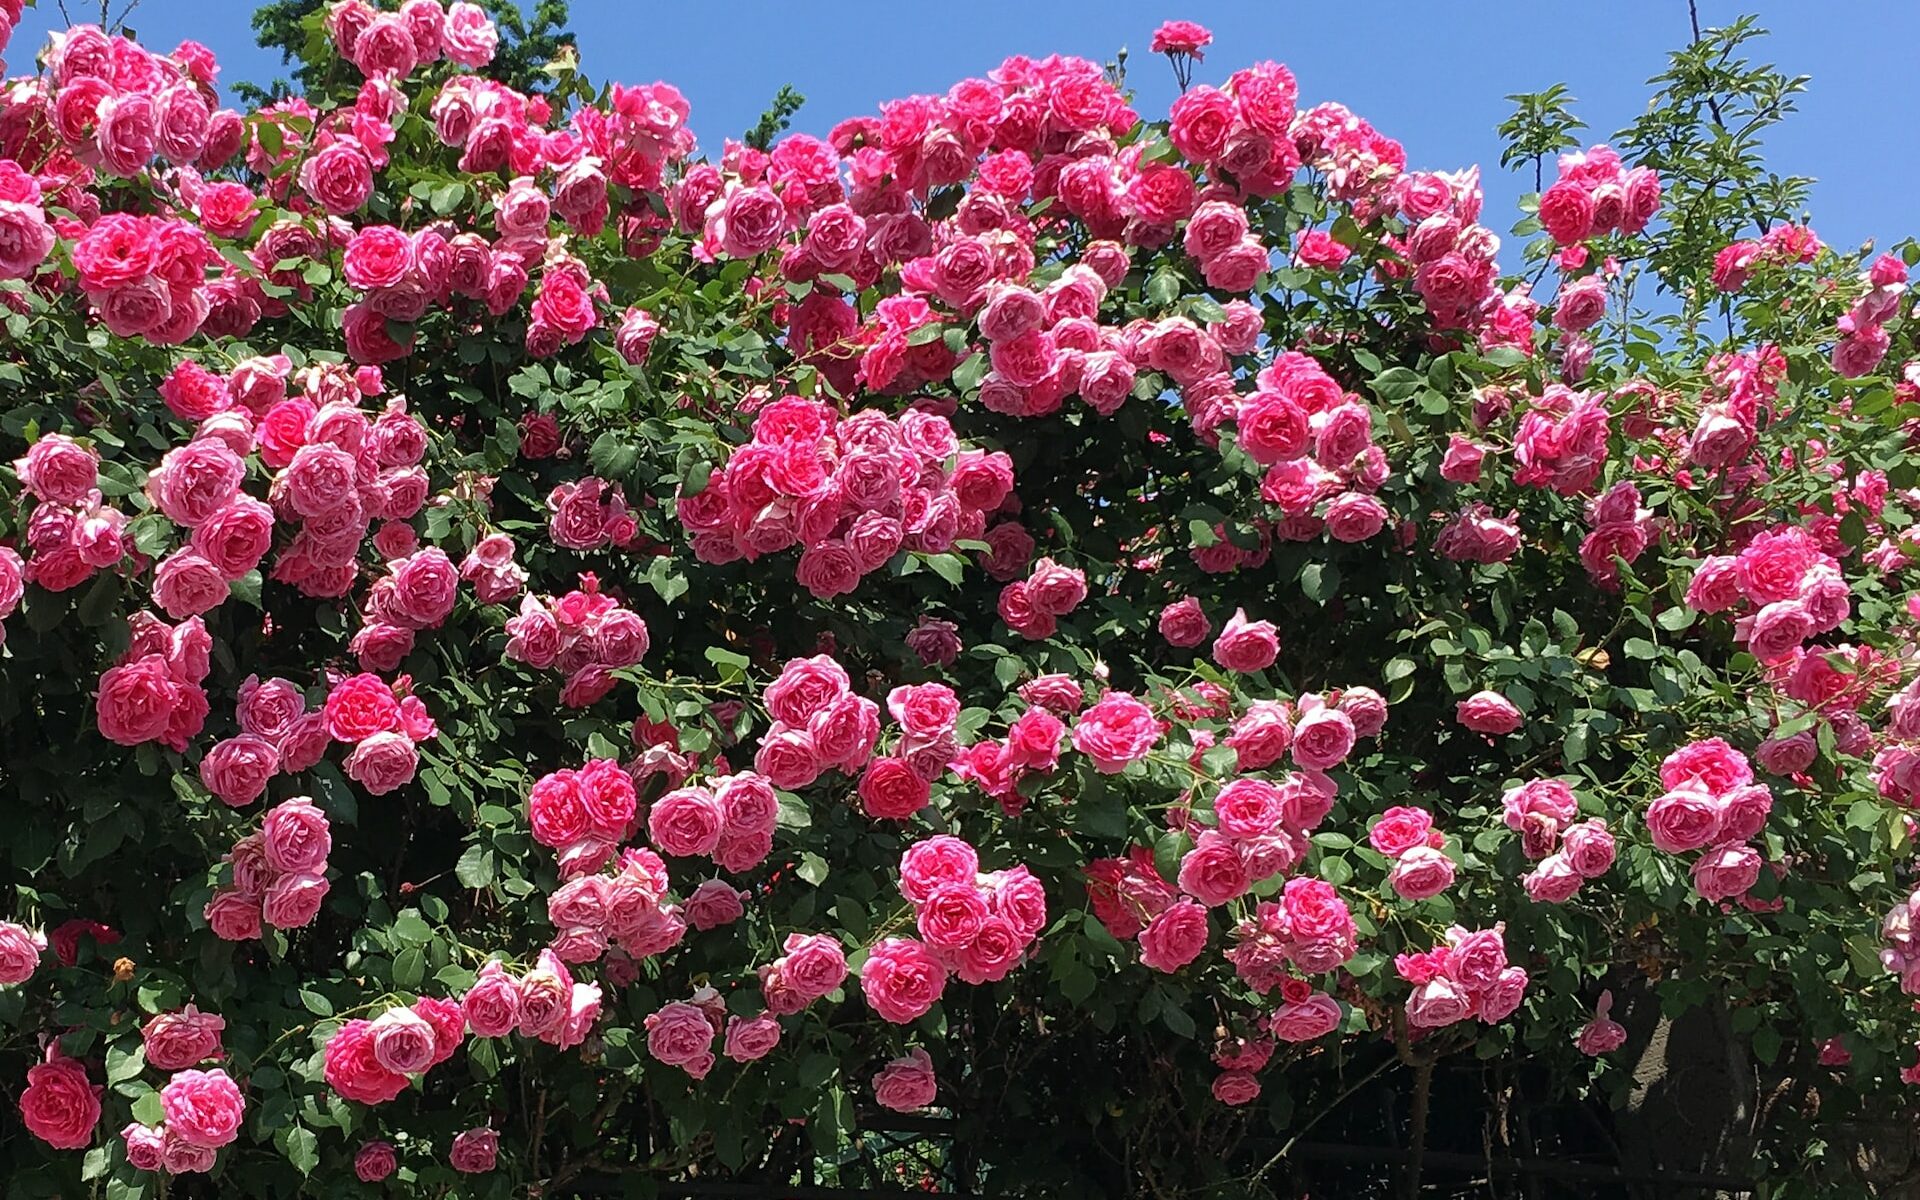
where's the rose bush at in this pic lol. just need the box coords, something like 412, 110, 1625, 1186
0, 5, 1917, 1197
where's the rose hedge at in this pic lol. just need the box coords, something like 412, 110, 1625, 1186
0, 4, 1916, 1197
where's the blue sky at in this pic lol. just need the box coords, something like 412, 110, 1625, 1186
11, 1, 1918, 252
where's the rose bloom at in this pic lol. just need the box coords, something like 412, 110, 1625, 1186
1158, 596, 1211, 648
1363, 806, 1431, 859
1522, 853, 1584, 904
1455, 690, 1523, 735
263, 870, 330, 929
1212, 1070, 1261, 1106
356, 1140, 398, 1182
723, 1014, 782, 1062
20, 1054, 101, 1150
859, 757, 932, 820
861, 936, 948, 1023
369, 1005, 438, 1075
898, 835, 980, 905
872, 1048, 938, 1113
159, 1068, 244, 1148
142, 1004, 226, 1071
1072, 691, 1163, 773
1561, 818, 1616, 878
684, 879, 747, 930
449, 1126, 498, 1174
1138, 898, 1209, 972
0, 921, 46, 984
1269, 992, 1343, 1043
649, 786, 725, 857
1289, 706, 1356, 770
462, 960, 522, 1038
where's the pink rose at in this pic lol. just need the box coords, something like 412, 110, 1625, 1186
859, 757, 932, 820
344, 731, 420, 795
1368, 806, 1434, 858
1691, 841, 1762, 902
722, 1014, 782, 1062
644, 1001, 717, 1077
1456, 690, 1522, 735
262, 871, 329, 929
1476, 966, 1530, 1023
20, 1054, 100, 1150
1072, 691, 1162, 773
369, 1006, 437, 1075
1406, 976, 1473, 1029
1025, 557, 1089, 616
1225, 701, 1293, 770
898, 836, 980, 905
123, 1123, 166, 1171
1178, 832, 1250, 907
203, 892, 263, 941
142, 1005, 226, 1071
648, 786, 725, 858
355, 1140, 398, 1182
1289, 707, 1356, 770
448, 1126, 498, 1174
461, 960, 522, 1038
0, 922, 46, 984
1211, 1070, 1261, 1105
198, 734, 280, 807
1138, 898, 1209, 972
96, 655, 183, 746
159, 1068, 244, 1148
1561, 819, 1616, 878
861, 936, 948, 1023
1158, 597, 1211, 648
1645, 781, 1724, 854
1269, 992, 1343, 1042
1575, 993, 1629, 1056
1522, 853, 1583, 904
15, 434, 98, 505
872, 1048, 937, 1113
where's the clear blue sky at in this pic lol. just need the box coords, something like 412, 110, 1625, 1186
12, 1, 1918, 253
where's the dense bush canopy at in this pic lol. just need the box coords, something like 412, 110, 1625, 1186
0, 3, 1916, 1197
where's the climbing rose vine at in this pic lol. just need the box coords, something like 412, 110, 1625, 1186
0, 5, 1916, 1196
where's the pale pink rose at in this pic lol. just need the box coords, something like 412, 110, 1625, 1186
1455, 690, 1522, 735
1388, 845, 1456, 900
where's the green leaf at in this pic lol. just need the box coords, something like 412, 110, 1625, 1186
297, 988, 333, 1017
106, 1041, 145, 1084
1300, 562, 1339, 603
796, 852, 829, 886
391, 911, 433, 946
392, 948, 425, 989
281, 1124, 320, 1175
455, 844, 496, 888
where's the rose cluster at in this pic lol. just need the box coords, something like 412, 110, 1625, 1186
1644, 739, 1773, 904
675, 399, 1014, 600
1686, 524, 1851, 668
754, 655, 882, 792
462, 952, 603, 1051
1395, 924, 1528, 1030
324, 993, 472, 1105
648, 772, 782, 874
1367, 806, 1457, 902
13, 433, 127, 595
196, 674, 329, 807
895, 836, 1046, 988
93, 613, 213, 750
202, 796, 334, 941
322, 671, 438, 795
502, 573, 652, 707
